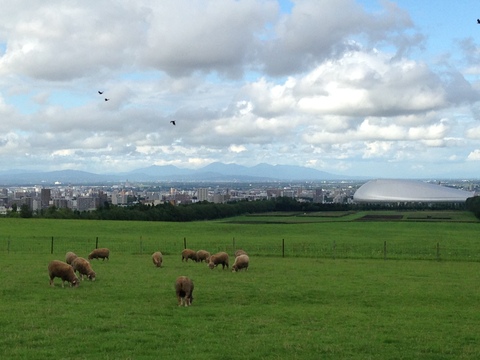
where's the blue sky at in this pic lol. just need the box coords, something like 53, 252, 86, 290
1, 0, 480, 179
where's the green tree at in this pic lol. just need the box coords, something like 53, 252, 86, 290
19, 204, 33, 218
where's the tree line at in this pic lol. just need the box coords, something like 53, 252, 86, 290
4, 196, 473, 221
466, 196, 480, 220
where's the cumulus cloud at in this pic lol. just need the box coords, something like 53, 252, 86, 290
0, 0, 479, 177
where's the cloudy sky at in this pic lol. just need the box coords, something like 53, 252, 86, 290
1, 0, 480, 179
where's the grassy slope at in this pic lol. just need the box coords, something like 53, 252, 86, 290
1, 215, 480, 261
0, 254, 479, 359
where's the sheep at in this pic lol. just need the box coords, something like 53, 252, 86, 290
71, 257, 96, 281
196, 250, 211, 263
208, 251, 229, 270
48, 260, 79, 288
152, 251, 163, 267
234, 249, 247, 257
88, 248, 110, 261
232, 254, 249, 272
181, 249, 198, 262
65, 251, 78, 265
175, 276, 194, 307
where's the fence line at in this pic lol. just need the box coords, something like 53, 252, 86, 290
2, 236, 479, 262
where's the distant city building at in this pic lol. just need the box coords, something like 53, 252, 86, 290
313, 188, 323, 203
354, 179, 475, 203
76, 197, 97, 211
41, 188, 51, 208
197, 188, 209, 202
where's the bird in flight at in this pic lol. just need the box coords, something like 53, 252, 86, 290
477, 19, 480, 24
104, 98, 110, 101
170, 120, 176, 126
98, 91, 104, 94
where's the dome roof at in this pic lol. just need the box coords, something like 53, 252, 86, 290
353, 179, 474, 203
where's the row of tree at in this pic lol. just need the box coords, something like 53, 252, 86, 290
466, 196, 480, 219
5, 196, 472, 221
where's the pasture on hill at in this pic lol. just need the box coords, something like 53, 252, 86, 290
0, 253, 479, 359
0, 211, 480, 261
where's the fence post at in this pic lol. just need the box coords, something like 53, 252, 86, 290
384, 241, 387, 260
95, 237, 98, 249
184, 237, 187, 250
51, 236, 54, 254
282, 238, 285, 258
436, 242, 440, 261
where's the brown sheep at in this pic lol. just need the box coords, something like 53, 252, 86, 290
152, 251, 163, 267
48, 260, 79, 288
208, 251, 229, 270
88, 248, 110, 261
181, 249, 198, 262
232, 254, 249, 272
65, 251, 78, 265
234, 249, 247, 257
175, 276, 194, 306
196, 250, 211, 263
71, 257, 96, 281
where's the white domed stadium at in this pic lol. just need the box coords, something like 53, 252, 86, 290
353, 179, 475, 203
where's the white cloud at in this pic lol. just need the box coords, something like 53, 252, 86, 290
0, 1, 479, 178
467, 149, 480, 161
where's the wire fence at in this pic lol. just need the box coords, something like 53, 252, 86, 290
2, 235, 479, 262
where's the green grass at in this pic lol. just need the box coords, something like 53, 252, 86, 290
0, 253, 479, 359
1, 214, 480, 261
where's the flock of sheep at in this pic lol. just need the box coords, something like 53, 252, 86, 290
47, 247, 249, 307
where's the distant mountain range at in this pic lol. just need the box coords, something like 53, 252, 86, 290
0, 162, 362, 185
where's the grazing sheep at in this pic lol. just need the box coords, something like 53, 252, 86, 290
181, 249, 198, 262
234, 249, 247, 257
232, 254, 249, 272
71, 257, 96, 281
88, 248, 110, 261
65, 251, 78, 265
208, 251, 229, 270
175, 276, 194, 306
196, 250, 211, 263
48, 260, 79, 288
152, 251, 163, 267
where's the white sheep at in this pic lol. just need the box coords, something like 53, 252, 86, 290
48, 260, 79, 288
175, 276, 194, 306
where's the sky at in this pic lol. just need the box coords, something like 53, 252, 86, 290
1, 0, 480, 179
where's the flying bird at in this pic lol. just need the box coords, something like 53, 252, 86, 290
98, 91, 103, 94
477, 19, 480, 24
170, 120, 176, 126
104, 98, 110, 101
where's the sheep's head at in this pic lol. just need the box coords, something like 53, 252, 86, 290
208, 262, 215, 269
88, 272, 96, 281
71, 278, 79, 287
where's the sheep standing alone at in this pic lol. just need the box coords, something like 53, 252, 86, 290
208, 251, 229, 269
48, 260, 79, 288
152, 251, 163, 267
196, 250, 211, 263
65, 251, 78, 265
71, 257, 96, 281
88, 248, 110, 261
175, 276, 194, 306
232, 254, 249, 272
181, 249, 198, 262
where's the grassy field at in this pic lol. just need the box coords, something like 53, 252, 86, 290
1, 211, 479, 261
0, 253, 479, 359
0, 213, 479, 358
